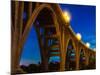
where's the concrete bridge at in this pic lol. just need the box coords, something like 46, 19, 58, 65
11, 1, 96, 74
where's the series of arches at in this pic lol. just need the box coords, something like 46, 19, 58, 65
11, 1, 96, 74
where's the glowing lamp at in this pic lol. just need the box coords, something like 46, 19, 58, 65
63, 11, 71, 22
76, 33, 82, 40
86, 42, 90, 48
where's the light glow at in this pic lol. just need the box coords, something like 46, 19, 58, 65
63, 11, 71, 22
76, 33, 82, 40
86, 42, 90, 48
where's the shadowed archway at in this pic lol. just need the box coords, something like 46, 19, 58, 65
79, 49, 86, 70
20, 26, 42, 73
88, 53, 96, 69
19, 5, 61, 72
65, 39, 76, 71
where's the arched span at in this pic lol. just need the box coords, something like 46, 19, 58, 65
68, 26, 94, 53
65, 38, 77, 54
79, 48, 87, 59
79, 48, 87, 69
18, 4, 60, 55
18, 3, 61, 69
22, 4, 60, 42
65, 38, 77, 70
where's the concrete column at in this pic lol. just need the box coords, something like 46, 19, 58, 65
40, 45, 49, 72
28, 2, 32, 18
86, 57, 89, 66
75, 43, 80, 70
85, 50, 89, 66
11, 1, 19, 74
12, 2, 25, 74
16, 2, 25, 70
76, 54, 79, 70
64, 33, 70, 70
16, 2, 25, 73
44, 45, 49, 71
43, 57, 49, 71
19, 2, 24, 37
60, 27, 65, 71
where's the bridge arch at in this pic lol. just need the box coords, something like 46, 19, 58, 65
79, 48, 87, 69
22, 4, 60, 39
19, 4, 61, 72
11, 2, 96, 73
65, 38, 77, 53
88, 52, 96, 69
65, 38, 77, 70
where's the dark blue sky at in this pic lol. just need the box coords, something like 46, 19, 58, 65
20, 4, 96, 66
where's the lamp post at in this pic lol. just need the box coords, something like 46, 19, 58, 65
76, 33, 82, 41
63, 11, 71, 22
86, 42, 90, 48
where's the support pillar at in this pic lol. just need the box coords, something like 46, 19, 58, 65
43, 44, 49, 71
28, 2, 32, 17
75, 43, 80, 70
64, 33, 70, 71
11, 1, 19, 74
76, 54, 79, 70
60, 27, 66, 71
11, 1, 25, 74
85, 51, 89, 66
43, 57, 49, 71
40, 43, 49, 72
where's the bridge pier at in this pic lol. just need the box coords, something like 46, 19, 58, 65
59, 27, 66, 71
76, 55, 80, 70
85, 51, 89, 66
42, 58, 49, 71
11, 1, 27, 74
75, 42, 80, 70
60, 58, 65, 71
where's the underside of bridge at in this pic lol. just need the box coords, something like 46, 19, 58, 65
11, 1, 96, 74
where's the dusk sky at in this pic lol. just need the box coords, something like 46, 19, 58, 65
20, 3, 96, 66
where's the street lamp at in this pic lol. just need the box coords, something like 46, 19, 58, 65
76, 33, 82, 41
86, 42, 90, 48
63, 11, 71, 22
